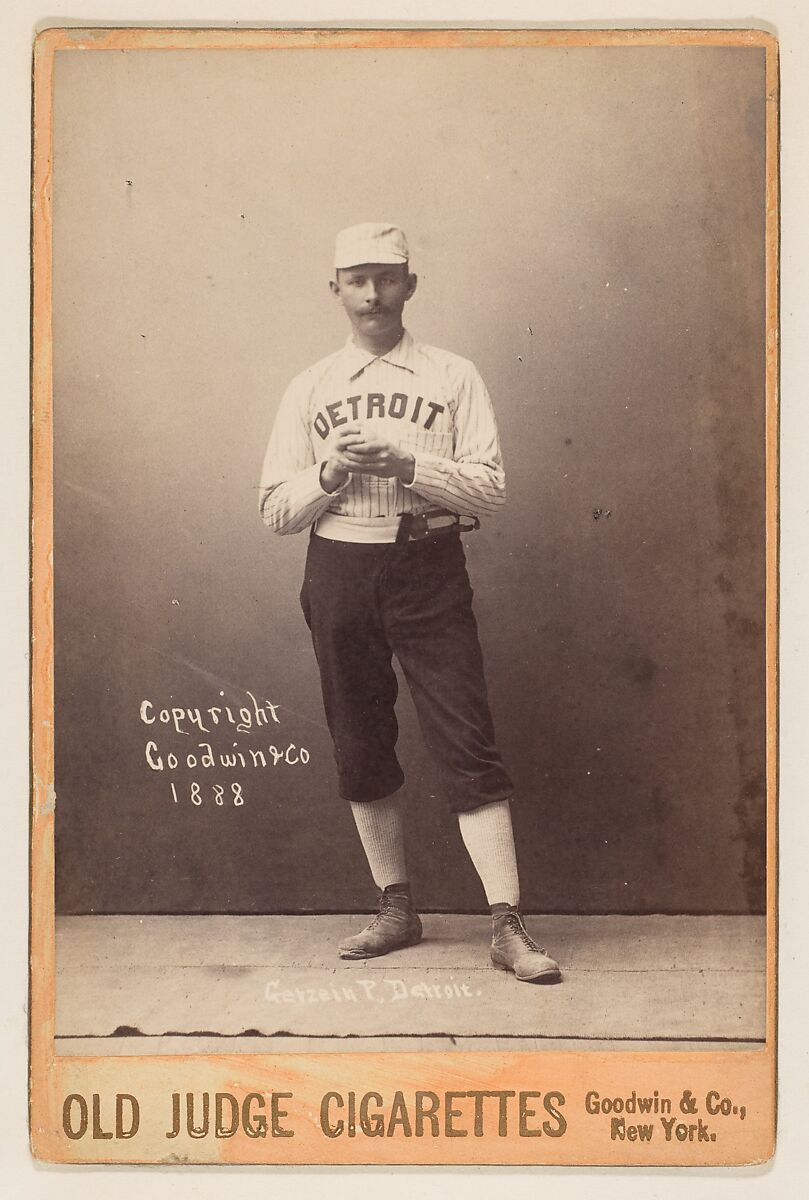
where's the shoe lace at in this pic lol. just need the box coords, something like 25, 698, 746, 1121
502, 912, 547, 955
366, 892, 405, 930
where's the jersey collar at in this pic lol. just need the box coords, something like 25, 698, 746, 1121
343, 328, 418, 382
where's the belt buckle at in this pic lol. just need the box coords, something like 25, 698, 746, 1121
409, 513, 430, 540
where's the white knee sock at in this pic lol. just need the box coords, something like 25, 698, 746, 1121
350, 793, 408, 891
457, 799, 520, 907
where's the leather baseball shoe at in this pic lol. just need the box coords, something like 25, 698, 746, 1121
338, 887, 423, 960
491, 909, 561, 983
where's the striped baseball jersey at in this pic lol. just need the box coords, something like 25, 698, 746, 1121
259, 329, 505, 535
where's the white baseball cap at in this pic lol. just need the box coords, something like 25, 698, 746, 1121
333, 223, 409, 270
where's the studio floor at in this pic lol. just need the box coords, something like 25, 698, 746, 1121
54, 913, 766, 1056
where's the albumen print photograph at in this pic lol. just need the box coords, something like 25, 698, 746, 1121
46, 35, 769, 1072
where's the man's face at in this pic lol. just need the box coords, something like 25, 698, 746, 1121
330, 263, 417, 341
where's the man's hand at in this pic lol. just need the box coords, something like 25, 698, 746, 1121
320, 426, 415, 491
320, 425, 365, 493
342, 434, 415, 483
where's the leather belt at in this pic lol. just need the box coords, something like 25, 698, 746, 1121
395, 510, 480, 545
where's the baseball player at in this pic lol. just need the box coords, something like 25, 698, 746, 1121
259, 223, 560, 984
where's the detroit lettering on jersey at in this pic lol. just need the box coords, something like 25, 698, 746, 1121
259, 329, 506, 535
312, 392, 445, 439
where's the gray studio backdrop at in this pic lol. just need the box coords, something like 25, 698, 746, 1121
52, 44, 766, 915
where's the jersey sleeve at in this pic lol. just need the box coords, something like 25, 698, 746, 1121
402, 361, 506, 517
258, 375, 346, 535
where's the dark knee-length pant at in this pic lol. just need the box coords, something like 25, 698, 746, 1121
300, 530, 513, 813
